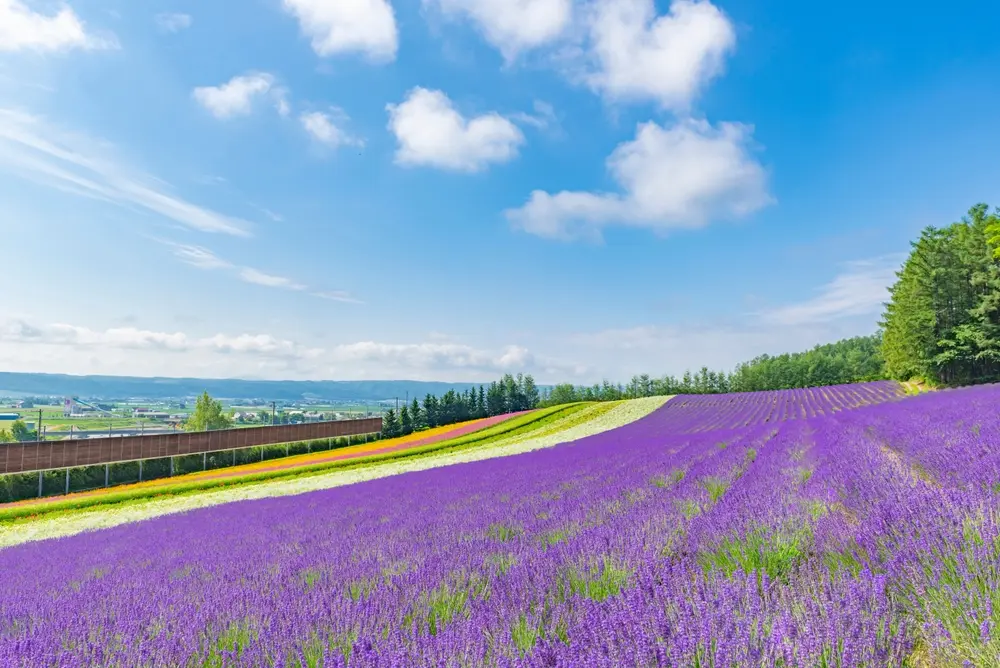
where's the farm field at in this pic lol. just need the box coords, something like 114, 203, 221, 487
1, 410, 532, 514
7, 382, 1000, 664
0, 398, 668, 545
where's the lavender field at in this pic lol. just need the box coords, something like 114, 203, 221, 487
3, 381, 999, 666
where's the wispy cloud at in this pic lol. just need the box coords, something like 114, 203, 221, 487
758, 255, 904, 326
509, 100, 558, 131
313, 290, 364, 304
239, 267, 307, 291
567, 254, 906, 382
0, 109, 253, 237
154, 12, 192, 33
154, 238, 362, 303
156, 240, 233, 270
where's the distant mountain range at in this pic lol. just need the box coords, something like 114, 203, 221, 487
0, 372, 497, 403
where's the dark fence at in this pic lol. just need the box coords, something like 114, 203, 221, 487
1, 417, 383, 474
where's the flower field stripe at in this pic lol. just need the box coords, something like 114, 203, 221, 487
1, 413, 526, 512
0, 406, 576, 524
0, 399, 667, 546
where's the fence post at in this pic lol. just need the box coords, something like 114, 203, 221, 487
285, 443, 289, 458
169, 457, 174, 477
37, 471, 42, 498
105, 464, 109, 487
232, 449, 236, 467
203, 452, 207, 471
64, 468, 70, 495
139, 460, 143, 482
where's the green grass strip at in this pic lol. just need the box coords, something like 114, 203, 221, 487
0, 404, 588, 524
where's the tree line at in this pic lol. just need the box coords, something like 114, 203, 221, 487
538, 335, 887, 405
380, 373, 539, 438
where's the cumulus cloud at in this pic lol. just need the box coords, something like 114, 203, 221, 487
425, 0, 572, 60
0, 108, 252, 236
282, 0, 397, 62
575, 0, 736, 111
507, 118, 771, 240
192, 73, 289, 119
300, 110, 363, 149
387, 87, 524, 172
0, 319, 569, 381
0, 0, 117, 52
154, 12, 191, 33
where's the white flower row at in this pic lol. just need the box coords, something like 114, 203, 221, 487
0, 396, 671, 548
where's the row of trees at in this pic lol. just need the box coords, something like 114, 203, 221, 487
381, 374, 539, 438
881, 203, 1000, 385
538, 335, 887, 405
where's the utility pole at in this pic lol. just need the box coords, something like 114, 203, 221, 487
37, 409, 42, 442
395, 397, 399, 412
271, 401, 276, 426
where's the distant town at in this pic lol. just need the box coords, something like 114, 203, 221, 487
0, 395, 381, 440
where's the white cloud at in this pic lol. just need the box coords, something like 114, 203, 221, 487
282, 0, 398, 62
578, 0, 736, 111
300, 110, 363, 148
159, 241, 233, 270
426, 0, 572, 60
239, 267, 307, 291
0, 108, 252, 236
1, 320, 319, 360
758, 256, 904, 326
507, 118, 771, 240
0, 319, 567, 381
387, 87, 525, 172
509, 100, 558, 131
313, 291, 364, 304
0, 0, 116, 52
564, 255, 903, 381
153, 238, 362, 303
192, 73, 285, 119
154, 12, 191, 33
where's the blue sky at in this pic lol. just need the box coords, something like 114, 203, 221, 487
0, 0, 998, 384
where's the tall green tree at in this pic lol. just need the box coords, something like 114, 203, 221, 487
410, 398, 424, 430
11, 420, 34, 442
381, 409, 400, 439
185, 392, 234, 432
399, 405, 413, 436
